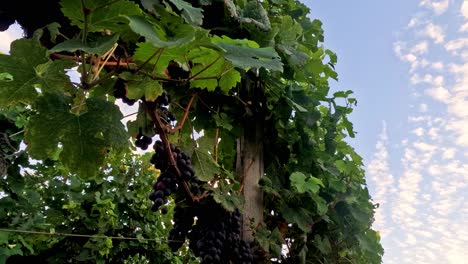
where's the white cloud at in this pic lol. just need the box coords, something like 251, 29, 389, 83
425, 86, 451, 103
427, 127, 440, 140
367, 122, 396, 237
413, 141, 437, 153
413, 127, 425, 136
445, 38, 468, 53
412, 41, 429, 54
408, 17, 420, 28
431, 61, 444, 70
423, 23, 445, 44
393, 42, 432, 71
420, 0, 450, 15
441, 148, 456, 159
460, 22, 468, 32
411, 73, 445, 86
462, 1, 468, 19
419, 103, 428, 112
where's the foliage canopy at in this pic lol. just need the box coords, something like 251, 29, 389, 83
0, 0, 383, 263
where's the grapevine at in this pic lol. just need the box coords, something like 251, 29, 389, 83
129, 88, 255, 263
0, 0, 383, 263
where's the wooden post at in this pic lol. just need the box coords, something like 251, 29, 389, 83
236, 73, 264, 242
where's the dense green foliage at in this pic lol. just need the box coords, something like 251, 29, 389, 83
0, 0, 383, 263
0, 111, 197, 263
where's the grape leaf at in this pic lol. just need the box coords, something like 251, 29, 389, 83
133, 43, 188, 76
219, 69, 241, 93
280, 204, 312, 232
188, 47, 225, 90
290, 172, 323, 194
213, 37, 283, 71
166, 0, 204, 26
191, 135, 220, 181
60, 0, 141, 32
49, 34, 119, 55
126, 103, 154, 138
25, 93, 128, 177
119, 72, 163, 100
126, 15, 194, 48
211, 180, 244, 211
0, 39, 74, 107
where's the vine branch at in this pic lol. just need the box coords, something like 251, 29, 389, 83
168, 94, 197, 134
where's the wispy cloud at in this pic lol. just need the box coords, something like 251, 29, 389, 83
422, 22, 445, 44
461, 1, 468, 18
420, 0, 450, 15
367, 121, 396, 238
383, 1, 468, 263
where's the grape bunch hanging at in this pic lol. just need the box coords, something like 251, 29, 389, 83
125, 86, 255, 264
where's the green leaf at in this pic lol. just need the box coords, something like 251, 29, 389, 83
219, 69, 241, 93
119, 72, 163, 100
335, 160, 358, 176
60, 0, 141, 32
191, 135, 220, 181
49, 34, 119, 55
254, 226, 270, 251
213, 36, 283, 71
213, 113, 233, 131
211, 180, 244, 212
270, 228, 283, 256
280, 204, 312, 232
188, 47, 227, 90
314, 235, 332, 254
285, 97, 307, 113
290, 172, 323, 194
25, 93, 128, 177
236, 1, 271, 31
45, 23, 62, 43
126, 15, 195, 48
166, 0, 204, 26
277, 44, 310, 67
133, 42, 188, 76
0, 39, 74, 107
127, 103, 154, 138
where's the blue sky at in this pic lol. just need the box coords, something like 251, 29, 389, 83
305, 0, 468, 263
1, 1, 467, 263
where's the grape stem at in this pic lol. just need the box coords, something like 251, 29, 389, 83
143, 101, 196, 202
136, 48, 163, 72
168, 93, 197, 134
214, 127, 219, 163
50, 53, 136, 67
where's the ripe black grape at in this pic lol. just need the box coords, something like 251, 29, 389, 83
144, 92, 254, 263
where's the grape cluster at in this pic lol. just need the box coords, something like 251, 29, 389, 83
135, 131, 152, 150
113, 78, 136, 106
146, 92, 254, 263
185, 202, 254, 264
148, 168, 178, 213
168, 203, 195, 251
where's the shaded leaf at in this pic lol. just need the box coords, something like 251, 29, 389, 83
213, 36, 283, 71
25, 93, 128, 177
49, 34, 119, 55
166, 0, 204, 26
126, 15, 194, 48
60, 0, 141, 32
0, 39, 74, 107
280, 204, 312, 232
119, 72, 163, 100
191, 135, 220, 181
